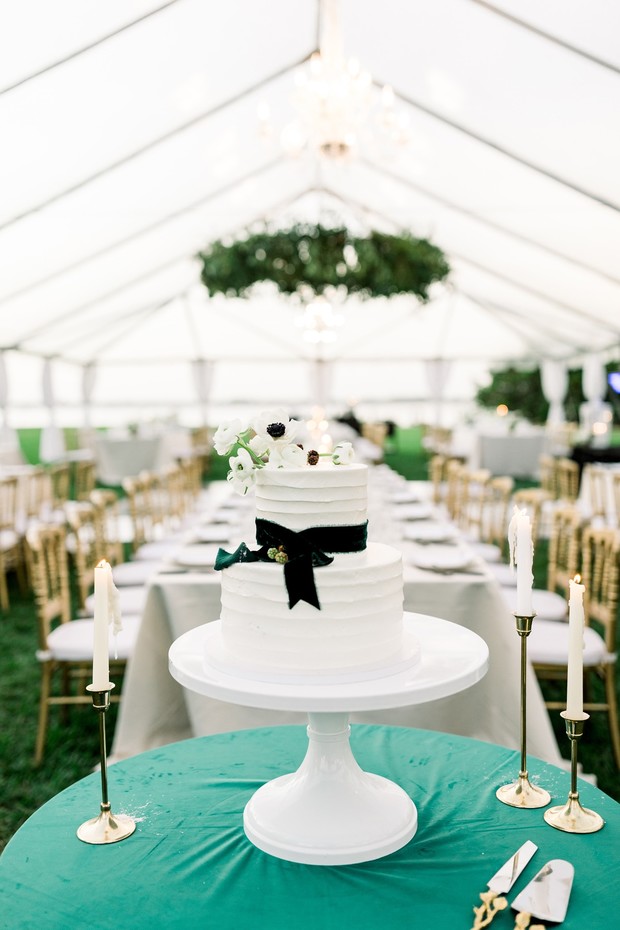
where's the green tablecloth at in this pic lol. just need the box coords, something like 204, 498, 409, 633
1, 726, 618, 930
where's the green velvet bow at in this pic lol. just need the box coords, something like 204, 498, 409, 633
214, 518, 368, 610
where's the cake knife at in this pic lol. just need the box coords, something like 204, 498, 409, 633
486, 840, 538, 894
511, 859, 574, 923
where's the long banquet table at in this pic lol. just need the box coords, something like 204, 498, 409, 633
1, 727, 616, 930
110, 476, 562, 766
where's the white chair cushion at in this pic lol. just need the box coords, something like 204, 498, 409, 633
488, 562, 516, 586
44, 615, 141, 662
112, 560, 162, 587
500, 586, 568, 621
85, 585, 147, 616
0, 528, 20, 550
529, 618, 608, 667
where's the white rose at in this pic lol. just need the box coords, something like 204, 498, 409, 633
332, 441, 355, 465
213, 418, 246, 456
227, 448, 256, 495
248, 433, 269, 459
268, 441, 306, 469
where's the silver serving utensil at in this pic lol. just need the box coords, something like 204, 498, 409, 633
511, 859, 574, 923
487, 840, 538, 894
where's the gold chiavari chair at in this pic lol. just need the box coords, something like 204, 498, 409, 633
25, 522, 140, 764
555, 456, 579, 503
0, 475, 27, 611
72, 458, 96, 501
529, 525, 620, 769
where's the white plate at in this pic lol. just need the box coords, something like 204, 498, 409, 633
172, 544, 222, 568
192, 525, 233, 543
389, 490, 423, 505
402, 522, 458, 543
410, 546, 474, 572
395, 503, 434, 521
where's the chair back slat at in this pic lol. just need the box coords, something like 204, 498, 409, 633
25, 523, 72, 649
581, 526, 620, 651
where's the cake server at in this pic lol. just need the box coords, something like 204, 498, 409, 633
511, 859, 574, 923
487, 840, 538, 894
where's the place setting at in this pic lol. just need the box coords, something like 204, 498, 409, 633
401, 520, 460, 544
163, 542, 222, 571
406, 543, 485, 576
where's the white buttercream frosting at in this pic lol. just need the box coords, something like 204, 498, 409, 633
218, 543, 404, 673
255, 461, 367, 531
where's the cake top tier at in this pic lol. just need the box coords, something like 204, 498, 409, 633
256, 461, 368, 532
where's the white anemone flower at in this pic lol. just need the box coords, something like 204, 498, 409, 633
227, 447, 256, 494
251, 408, 299, 449
213, 418, 247, 456
268, 441, 306, 469
332, 441, 355, 465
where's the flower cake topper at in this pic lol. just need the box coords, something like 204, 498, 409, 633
212, 407, 355, 495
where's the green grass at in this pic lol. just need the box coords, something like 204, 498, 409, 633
1, 428, 617, 854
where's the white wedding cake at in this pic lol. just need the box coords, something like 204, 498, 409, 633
209, 412, 418, 681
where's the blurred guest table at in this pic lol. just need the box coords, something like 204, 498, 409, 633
571, 444, 620, 479
1, 727, 616, 930
110, 477, 561, 766
94, 429, 192, 484
475, 433, 546, 478
451, 421, 546, 478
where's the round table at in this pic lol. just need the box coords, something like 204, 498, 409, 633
1, 726, 617, 930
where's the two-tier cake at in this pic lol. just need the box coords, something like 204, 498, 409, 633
209, 414, 418, 681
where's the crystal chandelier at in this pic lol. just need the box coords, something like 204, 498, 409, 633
296, 296, 344, 344
258, 0, 410, 161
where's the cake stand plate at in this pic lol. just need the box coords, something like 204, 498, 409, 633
169, 612, 489, 865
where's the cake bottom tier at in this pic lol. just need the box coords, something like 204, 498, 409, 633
214, 542, 411, 679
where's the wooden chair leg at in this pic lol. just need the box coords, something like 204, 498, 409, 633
34, 663, 53, 766
0, 560, 9, 612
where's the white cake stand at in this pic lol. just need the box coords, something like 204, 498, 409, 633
169, 612, 489, 866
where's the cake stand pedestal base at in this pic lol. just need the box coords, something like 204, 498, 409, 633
243, 711, 417, 865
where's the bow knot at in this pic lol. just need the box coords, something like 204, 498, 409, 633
215, 518, 367, 610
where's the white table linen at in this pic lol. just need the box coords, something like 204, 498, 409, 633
94, 430, 191, 484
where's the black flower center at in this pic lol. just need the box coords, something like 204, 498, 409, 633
266, 422, 286, 438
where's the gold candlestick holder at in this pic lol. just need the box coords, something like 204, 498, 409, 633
544, 711, 605, 833
496, 613, 551, 809
77, 683, 136, 844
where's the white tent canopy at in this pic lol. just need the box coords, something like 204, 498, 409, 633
1, 0, 619, 427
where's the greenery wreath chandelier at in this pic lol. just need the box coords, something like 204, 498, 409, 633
197, 223, 450, 302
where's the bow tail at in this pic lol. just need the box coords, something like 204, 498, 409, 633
284, 554, 321, 610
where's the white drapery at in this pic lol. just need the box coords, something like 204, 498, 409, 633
580, 353, 612, 447
82, 361, 98, 428
424, 358, 453, 427
310, 357, 333, 411
191, 358, 215, 426
0, 351, 22, 459
39, 358, 66, 462
541, 359, 568, 425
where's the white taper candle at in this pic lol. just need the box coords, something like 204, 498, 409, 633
92, 560, 111, 690
566, 575, 585, 718
514, 508, 534, 616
